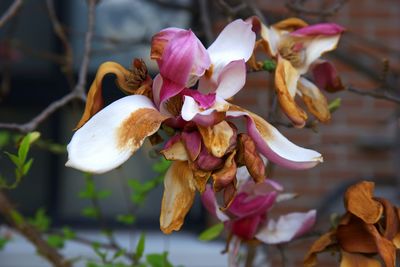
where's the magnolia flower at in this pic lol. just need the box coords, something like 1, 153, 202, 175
66, 19, 323, 235
250, 17, 345, 127
202, 169, 316, 244
304, 181, 400, 267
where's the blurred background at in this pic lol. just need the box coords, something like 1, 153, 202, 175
0, 0, 399, 266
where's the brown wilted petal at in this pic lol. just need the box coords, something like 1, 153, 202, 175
188, 161, 211, 193
75, 61, 149, 129
223, 180, 237, 210
274, 57, 307, 128
344, 181, 383, 224
340, 251, 382, 267
297, 77, 331, 123
272, 17, 308, 32
160, 140, 189, 161
236, 133, 266, 183
198, 120, 235, 158
364, 224, 396, 267
375, 197, 399, 240
160, 161, 196, 234
304, 231, 336, 267
336, 216, 377, 254
212, 151, 237, 192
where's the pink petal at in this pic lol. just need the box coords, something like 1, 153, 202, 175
241, 179, 283, 196
159, 77, 185, 109
163, 133, 181, 150
231, 215, 263, 240
201, 185, 230, 222
181, 95, 229, 124
312, 60, 344, 92
227, 109, 323, 170
181, 88, 216, 109
181, 131, 202, 161
191, 111, 226, 127
151, 27, 184, 60
228, 191, 278, 218
255, 210, 316, 244
195, 145, 224, 171
152, 74, 162, 107
290, 23, 345, 37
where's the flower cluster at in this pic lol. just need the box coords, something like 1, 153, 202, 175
65, 18, 343, 241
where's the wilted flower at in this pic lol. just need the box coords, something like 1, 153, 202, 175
66, 19, 323, 235
304, 181, 400, 267
249, 17, 345, 127
202, 168, 316, 244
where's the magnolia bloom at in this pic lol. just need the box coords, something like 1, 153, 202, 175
202, 169, 316, 244
250, 17, 345, 127
66, 19, 323, 235
304, 181, 400, 267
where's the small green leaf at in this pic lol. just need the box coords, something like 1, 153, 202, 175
135, 233, 145, 261
198, 223, 224, 241
328, 98, 341, 113
0, 131, 11, 149
22, 159, 33, 175
152, 158, 171, 174
62, 227, 76, 240
29, 208, 51, 231
262, 59, 277, 72
5, 152, 20, 167
18, 134, 32, 164
146, 252, 173, 267
116, 214, 136, 225
10, 210, 24, 226
47, 234, 64, 249
97, 190, 111, 199
82, 207, 99, 219
0, 236, 10, 250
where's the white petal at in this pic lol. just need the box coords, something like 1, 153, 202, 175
181, 95, 229, 121
255, 210, 316, 244
260, 24, 282, 57
66, 95, 166, 174
299, 35, 341, 74
215, 60, 246, 99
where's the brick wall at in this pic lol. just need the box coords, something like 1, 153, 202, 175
235, 0, 400, 265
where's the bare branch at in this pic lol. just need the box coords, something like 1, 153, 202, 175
347, 87, 400, 105
0, 191, 72, 267
286, 0, 348, 17
0, 0, 23, 28
0, 0, 99, 133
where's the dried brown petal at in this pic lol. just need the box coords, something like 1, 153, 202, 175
212, 151, 237, 192
304, 231, 336, 267
376, 197, 399, 241
272, 17, 308, 32
340, 251, 382, 267
198, 121, 235, 158
364, 224, 396, 267
344, 181, 383, 224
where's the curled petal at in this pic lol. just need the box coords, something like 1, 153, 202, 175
196, 145, 224, 171
201, 184, 230, 222
181, 95, 230, 123
227, 106, 323, 170
312, 60, 344, 92
181, 88, 216, 109
161, 140, 189, 161
272, 17, 308, 32
181, 131, 202, 161
256, 210, 316, 244
236, 133, 266, 183
297, 77, 331, 123
198, 120, 235, 158
160, 161, 196, 234
228, 190, 277, 218
192, 111, 227, 127
304, 231, 336, 267
340, 251, 382, 267
291, 23, 345, 37
212, 151, 237, 192
344, 181, 383, 224
231, 215, 262, 240
376, 198, 399, 241
275, 57, 307, 127
207, 19, 255, 73
76, 62, 134, 129
66, 95, 168, 173
151, 27, 183, 60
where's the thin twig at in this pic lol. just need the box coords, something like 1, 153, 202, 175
0, 0, 99, 133
0, 0, 23, 28
215, 0, 247, 17
45, 0, 75, 87
347, 87, 400, 105
0, 191, 71, 267
198, 0, 213, 45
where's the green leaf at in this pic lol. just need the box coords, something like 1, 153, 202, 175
262, 59, 277, 72
97, 190, 111, 199
22, 159, 33, 175
328, 98, 341, 113
0, 131, 11, 149
135, 233, 145, 261
28, 208, 51, 231
146, 252, 173, 267
79, 178, 96, 199
82, 207, 99, 219
10, 210, 24, 226
198, 223, 224, 241
116, 214, 136, 225
0, 236, 10, 250
152, 158, 171, 174
62, 227, 76, 240
5, 152, 20, 167
47, 234, 64, 249
18, 134, 32, 164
